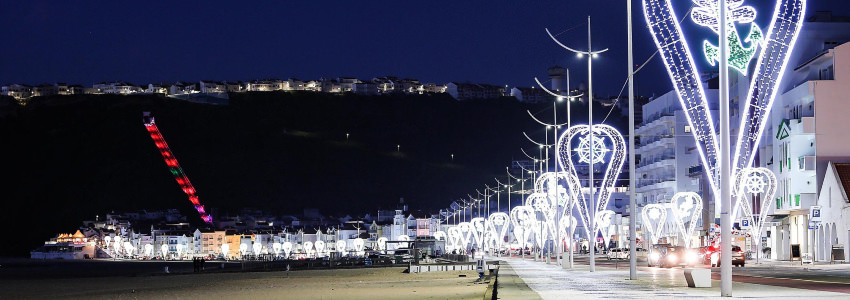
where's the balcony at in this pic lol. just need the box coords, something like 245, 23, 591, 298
636, 178, 676, 192
798, 156, 815, 171
790, 117, 815, 134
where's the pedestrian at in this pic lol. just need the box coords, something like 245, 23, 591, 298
200, 258, 205, 271
193, 257, 199, 273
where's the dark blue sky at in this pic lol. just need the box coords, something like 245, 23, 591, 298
2, 1, 848, 96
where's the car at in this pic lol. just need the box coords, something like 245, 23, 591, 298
647, 244, 695, 268
702, 245, 746, 267
606, 248, 629, 260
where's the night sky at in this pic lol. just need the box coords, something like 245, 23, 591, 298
3, 1, 849, 97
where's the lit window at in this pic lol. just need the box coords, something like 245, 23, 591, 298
684, 126, 691, 133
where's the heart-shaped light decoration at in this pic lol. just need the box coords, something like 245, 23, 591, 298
732, 167, 777, 244
595, 210, 615, 248
641, 203, 668, 244
446, 227, 461, 252
314, 240, 325, 257
398, 235, 410, 242
558, 215, 578, 249
434, 231, 447, 242
510, 206, 534, 251
376, 237, 388, 251
273, 242, 282, 255
336, 240, 347, 256
557, 124, 626, 239
487, 212, 510, 253
536, 172, 570, 207
239, 243, 247, 255
526, 193, 554, 244
471, 217, 486, 248
144, 244, 154, 257
353, 238, 365, 255
282, 242, 292, 258
302, 241, 312, 257
669, 192, 703, 248
220, 244, 230, 257
253, 242, 263, 255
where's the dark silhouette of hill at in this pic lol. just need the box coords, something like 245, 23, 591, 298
0, 92, 626, 256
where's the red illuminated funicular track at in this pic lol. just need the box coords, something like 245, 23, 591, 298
143, 113, 213, 224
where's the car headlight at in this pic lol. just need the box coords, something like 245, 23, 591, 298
686, 252, 698, 263
667, 254, 678, 262
650, 253, 660, 260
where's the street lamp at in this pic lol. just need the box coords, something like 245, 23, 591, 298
546, 15, 608, 272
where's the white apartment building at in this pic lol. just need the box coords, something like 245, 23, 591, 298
764, 40, 850, 261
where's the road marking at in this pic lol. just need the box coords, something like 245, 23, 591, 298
735, 274, 850, 285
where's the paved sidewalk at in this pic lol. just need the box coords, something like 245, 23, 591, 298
498, 257, 849, 299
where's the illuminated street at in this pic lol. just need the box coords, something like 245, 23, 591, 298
498, 256, 850, 299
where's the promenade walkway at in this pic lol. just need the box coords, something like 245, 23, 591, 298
497, 256, 849, 299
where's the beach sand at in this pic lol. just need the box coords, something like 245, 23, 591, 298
0, 260, 485, 300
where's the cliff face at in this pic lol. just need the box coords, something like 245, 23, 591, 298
0, 92, 624, 256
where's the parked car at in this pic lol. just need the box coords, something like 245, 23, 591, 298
606, 248, 628, 260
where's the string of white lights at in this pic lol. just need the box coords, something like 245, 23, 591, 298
732, 0, 806, 172
643, 0, 720, 193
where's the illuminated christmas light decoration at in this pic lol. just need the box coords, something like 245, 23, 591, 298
558, 215, 578, 248
282, 242, 292, 258
595, 210, 615, 249
691, 0, 763, 74
336, 240, 347, 256
353, 238, 365, 256
273, 242, 281, 256
669, 192, 703, 248
643, 0, 806, 195
377, 237, 388, 251
526, 192, 556, 241
576, 136, 611, 165
240, 243, 248, 256
434, 231, 447, 242
143, 113, 213, 224
487, 212, 510, 254
297, 242, 308, 256
732, 0, 806, 173
642, 0, 720, 193
510, 206, 535, 253
447, 227, 462, 252
221, 244, 230, 258
458, 222, 473, 251
162, 244, 169, 257
556, 124, 626, 239
535, 172, 570, 206
144, 244, 153, 257
641, 203, 668, 244
732, 168, 777, 246
397, 235, 410, 242
471, 217, 486, 248
314, 240, 326, 257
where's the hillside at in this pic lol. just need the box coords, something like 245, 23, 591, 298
0, 92, 626, 256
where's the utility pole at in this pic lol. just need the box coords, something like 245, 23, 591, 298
719, 0, 733, 296
627, 0, 638, 280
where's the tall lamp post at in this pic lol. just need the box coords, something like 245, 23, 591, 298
546, 16, 608, 272
627, 0, 638, 280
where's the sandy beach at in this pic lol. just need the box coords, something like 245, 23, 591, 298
0, 258, 486, 299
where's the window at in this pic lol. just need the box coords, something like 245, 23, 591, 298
684, 125, 691, 133
820, 65, 834, 80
